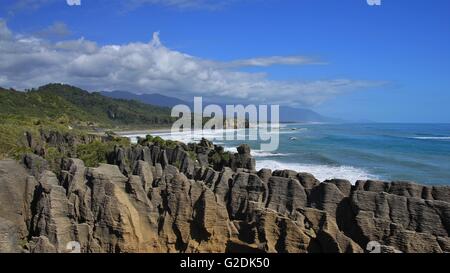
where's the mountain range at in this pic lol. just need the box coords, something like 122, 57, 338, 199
100, 90, 336, 123
100, 91, 187, 108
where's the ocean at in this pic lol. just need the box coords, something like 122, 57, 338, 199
124, 123, 450, 185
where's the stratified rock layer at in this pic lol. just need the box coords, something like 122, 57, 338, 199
0, 141, 449, 253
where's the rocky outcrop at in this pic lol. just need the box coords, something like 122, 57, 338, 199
24, 129, 107, 158
0, 140, 449, 253
0, 160, 37, 252
230, 144, 255, 171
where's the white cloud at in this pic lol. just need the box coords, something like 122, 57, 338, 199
0, 20, 12, 39
0, 20, 381, 106
224, 56, 324, 68
128, 0, 235, 10
66, 0, 81, 6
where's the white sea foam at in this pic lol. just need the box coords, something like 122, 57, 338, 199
123, 128, 281, 145
123, 129, 378, 184
251, 150, 290, 157
224, 147, 237, 153
256, 160, 379, 184
412, 136, 450, 140
221, 147, 290, 157
123, 129, 237, 144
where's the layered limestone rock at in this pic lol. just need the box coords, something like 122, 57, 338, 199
0, 140, 449, 253
0, 160, 37, 252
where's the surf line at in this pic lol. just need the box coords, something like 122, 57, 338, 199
171, 96, 280, 152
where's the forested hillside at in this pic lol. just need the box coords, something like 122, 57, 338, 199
0, 83, 174, 158
0, 83, 174, 128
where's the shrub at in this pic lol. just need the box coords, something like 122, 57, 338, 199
76, 141, 114, 167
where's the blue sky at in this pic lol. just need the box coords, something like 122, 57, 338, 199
1, 0, 449, 122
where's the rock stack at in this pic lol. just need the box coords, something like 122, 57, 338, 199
0, 139, 449, 253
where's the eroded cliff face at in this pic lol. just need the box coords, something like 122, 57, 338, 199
0, 139, 449, 253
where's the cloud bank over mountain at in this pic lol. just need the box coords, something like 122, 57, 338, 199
0, 20, 379, 106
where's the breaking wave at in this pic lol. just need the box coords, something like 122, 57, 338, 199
255, 159, 379, 184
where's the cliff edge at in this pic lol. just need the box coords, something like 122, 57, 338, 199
0, 135, 449, 253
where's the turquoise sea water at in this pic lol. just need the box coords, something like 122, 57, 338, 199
254, 123, 450, 185
126, 123, 450, 185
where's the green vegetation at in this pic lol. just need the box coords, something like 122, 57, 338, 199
0, 113, 74, 160
76, 138, 129, 167
0, 83, 175, 130
187, 150, 197, 161
209, 150, 232, 168
0, 83, 175, 159
137, 134, 179, 149
0, 83, 218, 171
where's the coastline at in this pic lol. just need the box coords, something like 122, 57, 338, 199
118, 126, 439, 185
0, 126, 449, 253
117, 125, 450, 186
116, 129, 389, 185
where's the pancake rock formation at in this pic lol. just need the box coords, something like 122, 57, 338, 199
0, 137, 449, 253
